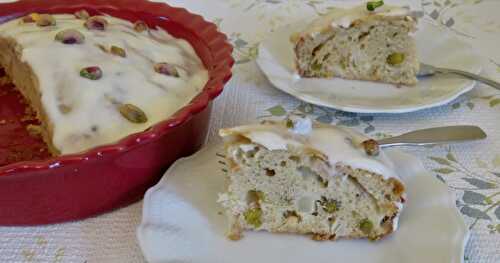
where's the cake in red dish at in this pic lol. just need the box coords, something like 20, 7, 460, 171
0, 0, 233, 225
0, 12, 209, 155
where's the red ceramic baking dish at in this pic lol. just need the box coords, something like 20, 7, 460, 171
0, 0, 233, 225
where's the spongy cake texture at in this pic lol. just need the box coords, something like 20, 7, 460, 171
292, 5, 419, 85
218, 121, 406, 241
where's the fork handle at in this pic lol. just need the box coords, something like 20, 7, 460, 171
435, 67, 500, 90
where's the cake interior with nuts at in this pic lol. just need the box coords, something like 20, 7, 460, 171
291, 3, 419, 85
218, 119, 405, 241
0, 12, 208, 155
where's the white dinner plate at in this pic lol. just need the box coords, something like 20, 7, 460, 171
256, 20, 482, 113
137, 143, 469, 263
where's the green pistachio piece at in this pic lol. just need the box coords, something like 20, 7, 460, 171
134, 20, 148, 32
84, 16, 108, 31
110, 46, 127, 58
55, 29, 85, 44
319, 197, 339, 213
35, 14, 56, 27
79, 66, 102, 80
359, 218, 374, 234
154, 62, 180, 77
118, 103, 148, 124
367, 0, 384, 11
387, 53, 405, 65
74, 10, 90, 20
311, 61, 322, 71
243, 208, 262, 228
58, 104, 72, 114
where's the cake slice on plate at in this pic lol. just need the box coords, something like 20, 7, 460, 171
291, 2, 419, 85
218, 118, 405, 241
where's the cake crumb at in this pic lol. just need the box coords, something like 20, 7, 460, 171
0, 120, 6, 125
26, 124, 43, 138
21, 116, 36, 122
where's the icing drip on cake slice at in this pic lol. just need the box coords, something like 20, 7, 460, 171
0, 13, 208, 154
218, 120, 405, 241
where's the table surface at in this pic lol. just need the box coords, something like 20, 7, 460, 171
1, 0, 500, 262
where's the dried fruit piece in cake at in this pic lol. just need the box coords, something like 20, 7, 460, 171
218, 120, 405, 241
291, 4, 419, 85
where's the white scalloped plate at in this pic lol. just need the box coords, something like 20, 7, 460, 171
137, 143, 469, 263
256, 20, 482, 113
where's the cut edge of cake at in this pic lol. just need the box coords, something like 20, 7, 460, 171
0, 36, 60, 155
217, 119, 406, 242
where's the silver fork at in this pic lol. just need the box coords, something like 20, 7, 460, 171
418, 63, 500, 90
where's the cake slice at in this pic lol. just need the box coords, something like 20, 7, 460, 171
291, 3, 419, 85
218, 119, 405, 241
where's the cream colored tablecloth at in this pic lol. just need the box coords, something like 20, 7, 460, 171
1, 0, 499, 262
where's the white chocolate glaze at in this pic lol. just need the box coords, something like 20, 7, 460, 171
220, 122, 398, 180
303, 4, 411, 37
0, 14, 208, 154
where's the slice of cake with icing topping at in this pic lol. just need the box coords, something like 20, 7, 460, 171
218, 120, 405, 241
291, 2, 419, 85
0, 12, 208, 154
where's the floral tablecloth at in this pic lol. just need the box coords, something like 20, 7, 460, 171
1, 0, 499, 262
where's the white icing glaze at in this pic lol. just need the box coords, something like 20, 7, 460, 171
0, 14, 208, 154
239, 144, 256, 152
220, 122, 398, 180
304, 4, 411, 36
